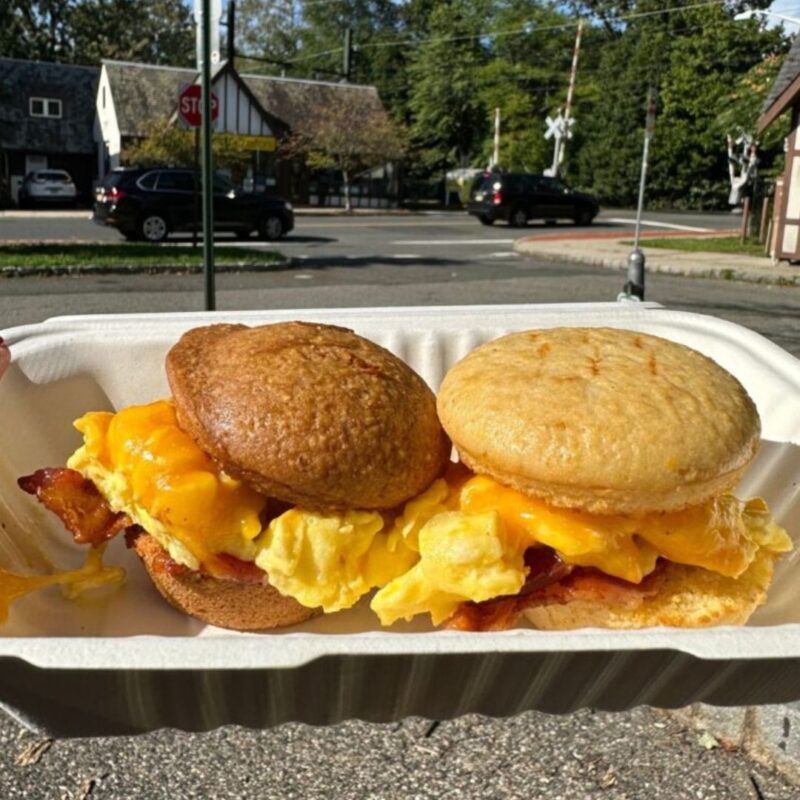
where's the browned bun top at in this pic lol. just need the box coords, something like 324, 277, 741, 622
166, 321, 450, 510
438, 327, 761, 514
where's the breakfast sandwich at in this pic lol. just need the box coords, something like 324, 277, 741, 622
14, 321, 451, 629
369, 327, 792, 630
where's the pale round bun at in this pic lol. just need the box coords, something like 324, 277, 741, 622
134, 533, 317, 631
523, 549, 776, 629
437, 327, 760, 514
166, 322, 450, 511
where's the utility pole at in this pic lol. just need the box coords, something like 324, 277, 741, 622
491, 107, 500, 169
544, 19, 582, 178
562, 18, 582, 156
226, 0, 235, 65
620, 85, 657, 302
343, 27, 353, 82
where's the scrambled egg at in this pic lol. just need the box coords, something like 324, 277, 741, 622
370, 475, 793, 626
68, 402, 792, 627
68, 401, 418, 609
372, 510, 527, 626
255, 509, 415, 612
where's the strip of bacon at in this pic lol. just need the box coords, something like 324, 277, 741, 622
447, 554, 665, 632
446, 548, 573, 632
210, 553, 267, 584
18, 468, 133, 547
124, 528, 266, 584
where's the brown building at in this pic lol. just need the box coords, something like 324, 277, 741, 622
96, 59, 395, 207
759, 36, 800, 260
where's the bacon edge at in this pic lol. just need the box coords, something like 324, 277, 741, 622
18, 467, 133, 547
19, 467, 267, 584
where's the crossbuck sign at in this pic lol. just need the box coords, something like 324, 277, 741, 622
545, 113, 575, 141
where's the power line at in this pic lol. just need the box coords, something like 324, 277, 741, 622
285, 0, 731, 65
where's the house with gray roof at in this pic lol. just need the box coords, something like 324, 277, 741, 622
0, 58, 99, 206
96, 58, 391, 205
759, 36, 800, 260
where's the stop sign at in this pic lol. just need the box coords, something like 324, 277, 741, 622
178, 84, 219, 128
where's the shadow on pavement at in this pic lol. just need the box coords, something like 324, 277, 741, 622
275, 255, 462, 271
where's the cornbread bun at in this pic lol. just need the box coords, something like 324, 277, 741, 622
167, 322, 450, 511
523, 549, 775, 630
438, 327, 759, 515
134, 533, 317, 631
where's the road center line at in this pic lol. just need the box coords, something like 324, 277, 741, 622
604, 218, 713, 233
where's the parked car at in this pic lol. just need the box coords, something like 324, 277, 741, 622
19, 170, 77, 208
467, 172, 598, 227
93, 167, 294, 242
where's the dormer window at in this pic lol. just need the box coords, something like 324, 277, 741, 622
29, 97, 62, 119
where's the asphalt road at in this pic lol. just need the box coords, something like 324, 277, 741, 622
1, 210, 797, 356
1, 210, 799, 799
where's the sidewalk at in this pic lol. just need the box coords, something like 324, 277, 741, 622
514, 229, 800, 286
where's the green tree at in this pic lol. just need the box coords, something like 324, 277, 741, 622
69, 0, 194, 66
235, 0, 300, 71
293, 0, 407, 109
0, 0, 72, 62
407, 0, 490, 174
123, 117, 253, 176
476, 1, 586, 175
282, 95, 406, 211
0, 0, 193, 66
574, 3, 788, 208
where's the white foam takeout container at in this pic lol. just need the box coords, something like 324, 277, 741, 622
0, 303, 798, 736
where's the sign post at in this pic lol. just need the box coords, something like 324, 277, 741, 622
543, 19, 582, 178
178, 84, 218, 254
178, 78, 219, 310
620, 85, 657, 302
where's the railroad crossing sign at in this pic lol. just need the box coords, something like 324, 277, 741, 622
544, 113, 575, 141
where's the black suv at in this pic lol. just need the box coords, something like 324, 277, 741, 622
467, 172, 598, 227
93, 167, 294, 242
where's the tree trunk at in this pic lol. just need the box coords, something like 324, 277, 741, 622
343, 169, 352, 212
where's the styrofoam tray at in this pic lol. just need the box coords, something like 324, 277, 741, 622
0, 303, 798, 735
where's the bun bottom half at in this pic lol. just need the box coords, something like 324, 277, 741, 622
134, 533, 318, 631
523, 550, 776, 630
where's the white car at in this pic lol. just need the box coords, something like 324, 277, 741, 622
19, 169, 77, 208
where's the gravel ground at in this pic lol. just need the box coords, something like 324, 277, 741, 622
2, 708, 797, 799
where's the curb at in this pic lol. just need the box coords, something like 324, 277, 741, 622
513, 240, 800, 287
0, 258, 292, 278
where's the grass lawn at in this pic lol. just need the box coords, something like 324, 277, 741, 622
0, 243, 284, 271
632, 236, 766, 258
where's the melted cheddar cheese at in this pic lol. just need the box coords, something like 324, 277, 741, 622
69, 401, 266, 576
0, 545, 125, 625
370, 475, 792, 626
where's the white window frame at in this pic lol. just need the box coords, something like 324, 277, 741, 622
29, 97, 62, 119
